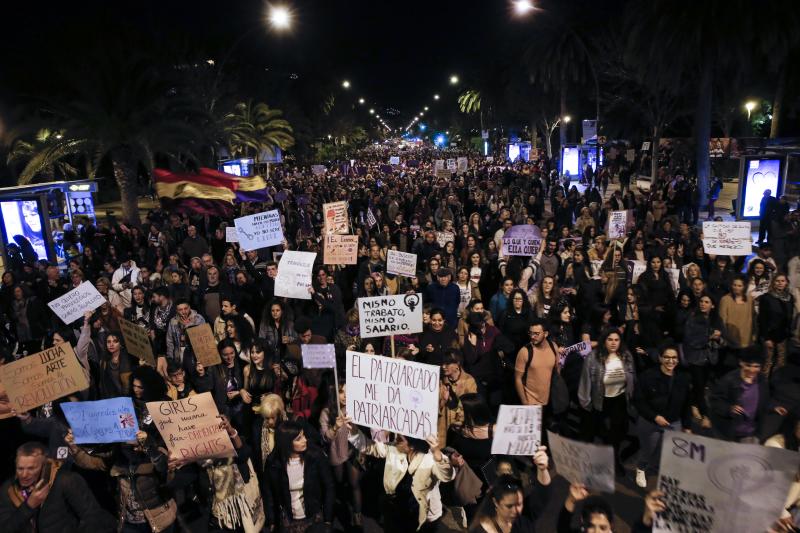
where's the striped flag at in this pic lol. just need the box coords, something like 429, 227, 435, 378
153, 168, 268, 216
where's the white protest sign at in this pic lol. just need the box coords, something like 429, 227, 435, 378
323, 201, 349, 235
558, 341, 592, 367
435, 231, 455, 248
627, 259, 648, 284
386, 250, 418, 277
607, 210, 628, 239
48, 282, 106, 325
366, 208, 377, 228
702, 221, 752, 256
547, 430, 615, 493
357, 294, 423, 338
456, 157, 468, 173
225, 227, 238, 243
311, 164, 326, 176
434, 160, 445, 172
501, 225, 542, 256
389, 156, 400, 165
274, 251, 317, 300
491, 405, 542, 455
234, 210, 284, 251
654, 431, 799, 533
446, 158, 456, 171
346, 350, 439, 439
301, 344, 336, 369
590, 260, 604, 279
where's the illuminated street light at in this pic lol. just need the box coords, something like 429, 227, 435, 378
512, 0, 535, 16
358, 98, 365, 104
424, 106, 429, 111
449, 75, 459, 85
342, 80, 351, 89
268, 5, 292, 30
369, 108, 375, 114
433, 94, 440, 100
745, 100, 757, 120
563, 115, 571, 123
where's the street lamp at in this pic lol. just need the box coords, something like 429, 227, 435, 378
342, 80, 351, 89
267, 5, 292, 30
424, 106, 429, 111
369, 108, 375, 114
358, 98, 365, 104
433, 94, 440, 100
745, 100, 757, 120
512, 0, 535, 16
449, 75, 459, 85
563, 115, 572, 123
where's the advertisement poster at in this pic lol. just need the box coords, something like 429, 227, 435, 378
0, 200, 48, 260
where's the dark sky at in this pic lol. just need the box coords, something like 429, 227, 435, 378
0, 0, 533, 128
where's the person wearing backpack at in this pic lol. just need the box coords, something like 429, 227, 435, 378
514, 318, 558, 407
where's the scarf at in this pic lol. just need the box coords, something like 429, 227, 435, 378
260, 424, 275, 467
208, 459, 265, 533
8, 458, 60, 509
770, 289, 791, 302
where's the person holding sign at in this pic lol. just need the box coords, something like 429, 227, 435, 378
346, 424, 454, 532
469, 449, 551, 533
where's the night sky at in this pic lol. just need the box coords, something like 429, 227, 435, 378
0, 0, 534, 128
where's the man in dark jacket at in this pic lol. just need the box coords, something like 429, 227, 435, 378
423, 268, 460, 328
758, 189, 779, 244
634, 345, 692, 488
709, 348, 784, 442
0, 441, 115, 533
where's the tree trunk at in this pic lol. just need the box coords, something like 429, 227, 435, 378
770, 65, 786, 139
559, 88, 567, 152
542, 121, 553, 159
111, 148, 142, 226
695, 67, 713, 206
651, 125, 661, 181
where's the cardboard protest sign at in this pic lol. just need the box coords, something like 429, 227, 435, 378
234, 210, 284, 251
702, 221, 752, 256
358, 294, 423, 338
436, 169, 452, 180
491, 405, 542, 455
323, 234, 358, 265
386, 249, 418, 277
323, 201, 349, 235
274, 251, 317, 300
501, 225, 543, 256
61, 397, 139, 444
119, 318, 155, 366
346, 350, 439, 439
389, 156, 400, 165
547, 430, 615, 493
607, 210, 628, 239
301, 344, 336, 369
654, 431, 799, 533
0, 381, 12, 420
186, 323, 221, 367
558, 341, 592, 367
48, 282, 106, 325
626, 260, 648, 284
225, 227, 238, 243
0, 343, 90, 413
457, 157, 468, 173
435, 231, 455, 248
147, 392, 235, 460
434, 160, 445, 172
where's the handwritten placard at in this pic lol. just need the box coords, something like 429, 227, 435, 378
346, 350, 439, 439
275, 251, 317, 300
435, 231, 455, 248
48, 282, 106, 325
0, 343, 90, 413
654, 431, 800, 533
147, 392, 235, 460
547, 430, 615, 493
324, 234, 358, 265
491, 405, 542, 455
119, 318, 155, 366
607, 210, 628, 239
62, 397, 139, 444
702, 221, 752, 256
386, 250, 418, 277
323, 201, 349, 235
389, 156, 400, 165
234, 210, 284, 251
558, 341, 592, 367
501, 225, 542, 256
225, 227, 239, 243
358, 294, 423, 338
456, 157, 468, 173
186, 323, 221, 367
301, 344, 336, 369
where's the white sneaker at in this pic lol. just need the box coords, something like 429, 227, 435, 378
636, 468, 647, 488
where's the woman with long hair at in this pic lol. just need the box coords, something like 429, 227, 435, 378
456, 266, 482, 318
265, 421, 334, 531
259, 300, 297, 359
682, 293, 724, 429
757, 273, 794, 376
529, 276, 559, 319
499, 288, 535, 354
578, 328, 636, 475
97, 331, 135, 399
718, 275, 756, 367
241, 339, 281, 408
225, 314, 255, 363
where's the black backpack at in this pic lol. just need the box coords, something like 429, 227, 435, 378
521, 339, 569, 414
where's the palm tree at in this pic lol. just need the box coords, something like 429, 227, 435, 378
7, 128, 85, 182
222, 100, 294, 160
13, 55, 203, 225
457, 90, 483, 131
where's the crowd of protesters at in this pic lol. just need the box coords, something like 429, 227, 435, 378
0, 143, 798, 533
